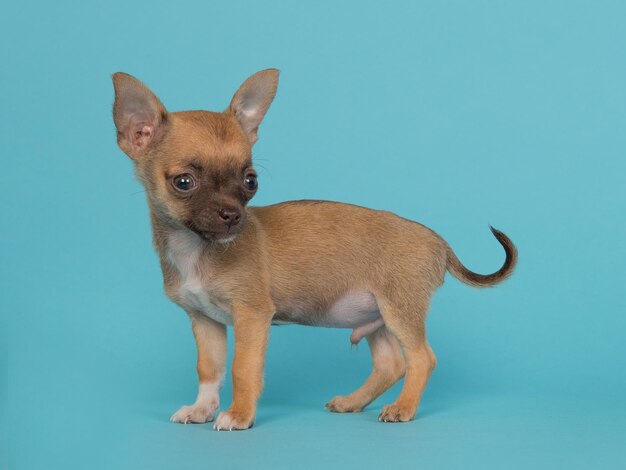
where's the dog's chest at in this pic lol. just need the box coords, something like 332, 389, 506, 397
165, 230, 233, 325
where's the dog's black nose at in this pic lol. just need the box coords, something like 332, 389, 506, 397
217, 208, 241, 228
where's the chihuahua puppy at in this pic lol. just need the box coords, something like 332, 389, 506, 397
111, 69, 517, 431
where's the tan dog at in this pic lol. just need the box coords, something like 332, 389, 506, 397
111, 69, 517, 431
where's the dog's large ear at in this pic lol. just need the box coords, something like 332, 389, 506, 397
229, 69, 279, 146
112, 73, 167, 160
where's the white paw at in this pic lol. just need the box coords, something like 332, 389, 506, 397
212, 410, 255, 431
170, 402, 218, 424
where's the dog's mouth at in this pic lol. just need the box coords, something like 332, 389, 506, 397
186, 219, 244, 244
188, 226, 240, 244
200, 231, 239, 244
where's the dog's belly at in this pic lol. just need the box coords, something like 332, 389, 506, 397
181, 282, 383, 342
325, 291, 380, 326
274, 291, 385, 343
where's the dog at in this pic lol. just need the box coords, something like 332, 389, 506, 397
111, 69, 517, 431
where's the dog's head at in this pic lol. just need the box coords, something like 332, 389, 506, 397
112, 69, 279, 244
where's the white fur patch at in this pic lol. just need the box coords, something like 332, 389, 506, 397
216, 234, 238, 245
166, 230, 233, 325
326, 291, 380, 327
195, 381, 221, 409
170, 379, 222, 424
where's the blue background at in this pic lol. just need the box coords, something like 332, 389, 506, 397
2, 1, 625, 469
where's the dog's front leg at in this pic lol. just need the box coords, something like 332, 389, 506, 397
214, 300, 274, 431
171, 314, 226, 424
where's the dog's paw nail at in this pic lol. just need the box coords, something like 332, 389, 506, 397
378, 404, 415, 423
213, 410, 254, 431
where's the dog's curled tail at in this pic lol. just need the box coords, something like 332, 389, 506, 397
446, 226, 517, 287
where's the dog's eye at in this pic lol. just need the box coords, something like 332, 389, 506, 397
244, 173, 258, 191
172, 174, 196, 192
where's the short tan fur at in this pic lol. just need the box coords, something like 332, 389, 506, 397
111, 69, 517, 430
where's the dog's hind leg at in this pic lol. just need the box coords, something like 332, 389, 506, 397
325, 327, 405, 413
376, 294, 436, 422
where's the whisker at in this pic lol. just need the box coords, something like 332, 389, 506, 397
254, 163, 272, 177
